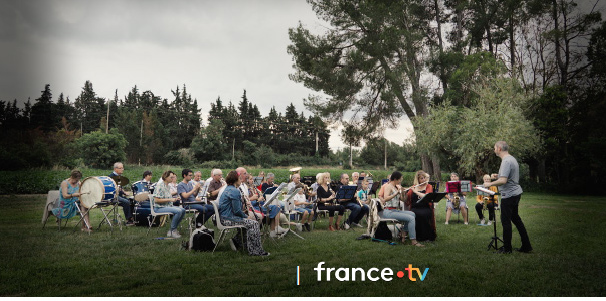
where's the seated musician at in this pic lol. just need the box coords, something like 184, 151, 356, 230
405, 170, 436, 242
245, 174, 266, 224
445, 172, 469, 225
293, 184, 314, 231
53, 169, 91, 232
168, 172, 179, 198
476, 174, 498, 225
142, 170, 153, 185
351, 172, 359, 187
378, 171, 424, 247
287, 173, 302, 194
219, 170, 270, 256
108, 162, 134, 226
207, 169, 226, 202
338, 173, 369, 229
193, 170, 211, 199
316, 172, 345, 231
356, 178, 371, 206
152, 171, 186, 238
256, 171, 266, 191
238, 168, 287, 238
178, 169, 215, 228
261, 173, 277, 193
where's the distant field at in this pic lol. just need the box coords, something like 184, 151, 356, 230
0, 193, 604, 296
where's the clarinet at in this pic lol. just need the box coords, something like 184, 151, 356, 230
238, 186, 261, 224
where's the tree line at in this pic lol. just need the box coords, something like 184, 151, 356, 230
0, 82, 337, 169
288, 0, 606, 192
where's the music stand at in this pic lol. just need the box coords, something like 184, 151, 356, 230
263, 183, 287, 208
198, 180, 211, 203
302, 176, 315, 187
416, 192, 446, 204
335, 185, 357, 201
282, 188, 304, 240
474, 186, 503, 251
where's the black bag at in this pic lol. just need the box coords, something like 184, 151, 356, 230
190, 227, 216, 252
374, 221, 392, 241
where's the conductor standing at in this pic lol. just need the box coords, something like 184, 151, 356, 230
484, 141, 533, 254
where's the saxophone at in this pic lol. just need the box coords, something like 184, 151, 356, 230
453, 192, 461, 208
482, 196, 489, 210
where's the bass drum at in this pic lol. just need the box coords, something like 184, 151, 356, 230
79, 176, 117, 209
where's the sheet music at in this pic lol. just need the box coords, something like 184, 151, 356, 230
474, 186, 496, 195
198, 180, 211, 199
264, 182, 287, 207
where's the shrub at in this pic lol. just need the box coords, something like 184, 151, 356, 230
76, 129, 128, 168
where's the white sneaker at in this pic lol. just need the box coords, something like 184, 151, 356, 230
171, 230, 181, 238
481, 219, 486, 225
295, 223, 303, 232
444, 222, 449, 225
167, 230, 172, 237
487, 221, 492, 225
277, 226, 289, 234
352, 222, 363, 228
343, 222, 351, 230
464, 222, 469, 225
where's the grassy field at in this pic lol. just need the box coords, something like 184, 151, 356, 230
0, 192, 605, 296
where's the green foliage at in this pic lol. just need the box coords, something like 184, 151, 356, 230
443, 52, 506, 106
415, 78, 540, 180
191, 119, 229, 162
75, 129, 128, 168
164, 148, 194, 166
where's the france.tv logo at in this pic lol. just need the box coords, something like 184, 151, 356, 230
306, 262, 429, 283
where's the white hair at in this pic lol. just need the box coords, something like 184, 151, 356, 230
212, 169, 222, 176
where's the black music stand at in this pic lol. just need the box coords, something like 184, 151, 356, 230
302, 176, 315, 187
416, 192, 446, 204
335, 185, 357, 201
486, 192, 503, 251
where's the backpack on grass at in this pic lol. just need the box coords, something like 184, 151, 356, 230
189, 226, 215, 252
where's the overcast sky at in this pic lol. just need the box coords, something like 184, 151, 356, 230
0, 0, 414, 150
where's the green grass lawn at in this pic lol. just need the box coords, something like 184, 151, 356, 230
1, 192, 605, 296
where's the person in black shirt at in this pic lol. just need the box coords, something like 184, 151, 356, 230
316, 172, 344, 231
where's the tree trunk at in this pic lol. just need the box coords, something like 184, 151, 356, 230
431, 155, 441, 183
421, 154, 433, 176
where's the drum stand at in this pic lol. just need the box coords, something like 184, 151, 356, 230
97, 199, 125, 232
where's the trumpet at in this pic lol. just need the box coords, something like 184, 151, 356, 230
482, 196, 490, 210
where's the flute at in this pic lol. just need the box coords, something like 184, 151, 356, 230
402, 181, 429, 192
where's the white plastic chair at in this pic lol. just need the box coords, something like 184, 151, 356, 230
369, 198, 401, 239
146, 196, 174, 236
210, 201, 246, 253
